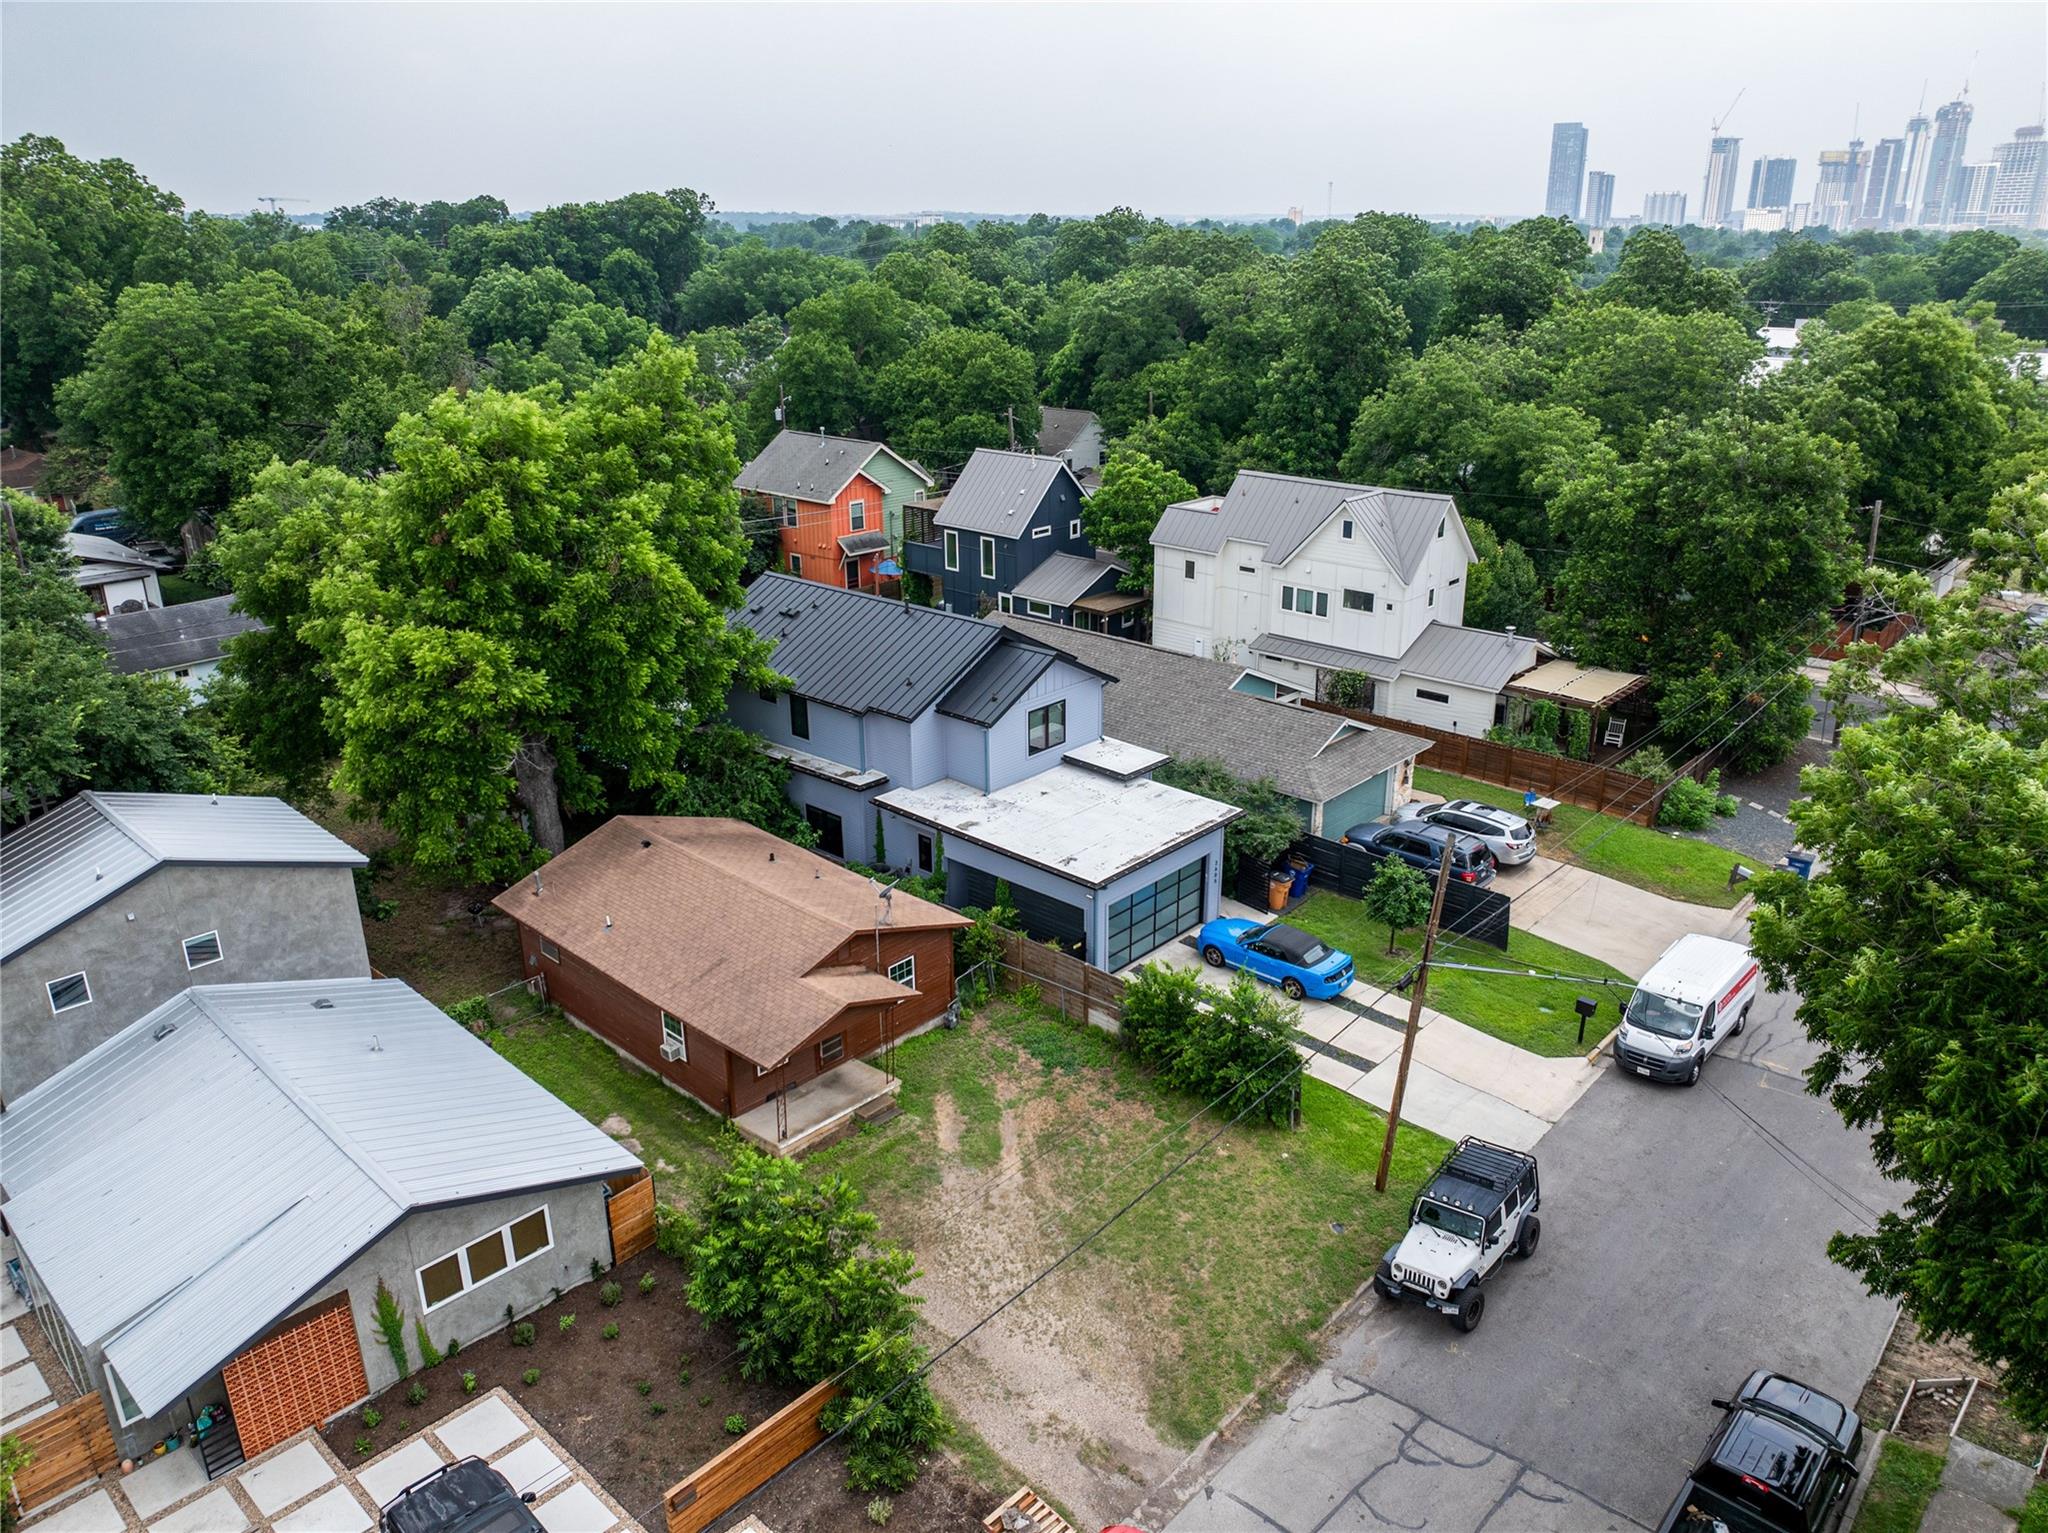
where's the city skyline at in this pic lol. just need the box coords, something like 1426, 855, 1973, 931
0, 3, 2040, 222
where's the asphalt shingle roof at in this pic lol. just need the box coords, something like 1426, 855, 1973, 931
995, 617, 1432, 805
1035, 407, 1099, 460
732, 429, 929, 504
102, 594, 267, 675
931, 449, 1080, 536
1150, 470, 1460, 581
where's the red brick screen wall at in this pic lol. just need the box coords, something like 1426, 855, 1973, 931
222, 1294, 369, 1458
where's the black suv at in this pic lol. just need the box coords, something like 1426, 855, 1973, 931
1656, 1370, 1864, 1533
1343, 822, 1498, 887
380, 1458, 544, 1533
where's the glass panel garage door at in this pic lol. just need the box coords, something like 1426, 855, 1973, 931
1105, 858, 1206, 971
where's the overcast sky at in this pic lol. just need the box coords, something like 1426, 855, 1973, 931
4, 2, 2042, 221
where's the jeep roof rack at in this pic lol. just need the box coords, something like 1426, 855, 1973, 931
1420, 1136, 1535, 1217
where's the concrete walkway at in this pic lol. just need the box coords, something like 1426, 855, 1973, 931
1496, 856, 1750, 978
1922, 1436, 2040, 1533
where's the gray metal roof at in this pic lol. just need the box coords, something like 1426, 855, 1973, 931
1008, 551, 1125, 608
65, 532, 167, 571
102, 595, 267, 675
732, 429, 929, 504
997, 617, 1431, 804
1253, 622, 1550, 693
836, 529, 890, 557
1036, 407, 1099, 459
1150, 470, 1460, 581
0, 979, 640, 1417
1, 792, 366, 962
731, 572, 1004, 721
936, 639, 1057, 726
932, 449, 1080, 536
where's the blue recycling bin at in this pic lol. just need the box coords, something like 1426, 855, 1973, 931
1290, 861, 1314, 897
1784, 852, 1816, 879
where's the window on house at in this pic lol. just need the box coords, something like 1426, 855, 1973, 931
1031, 525, 1051, 539
780, 498, 797, 529
1428, 587, 1436, 607
1280, 585, 1295, 612
1070, 519, 1082, 538
944, 529, 960, 571
106, 1364, 145, 1426
173, 668, 191, 679
1314, 590, 1329, 617
997, 593, 1012, 613
1448, 576, 1461, 587
790, 695, 810, 740
788, 552, 802, 577
1342, 519, 1354, 539
849, 499, 866, 531
1026, 599, 1052, 618
1239, 565, 1256, 574
182, 931, 223, 970
417, 1207, 553, 1311
46, 972, 90, 1014
1028, 700, 1067, 753
818, 1034, 845, 1065
805, 805, 844, 858
539, 938, 560, 962
917, 833, 933, 873
1183, 560, 1195, 580
1344, 589, 1374, 611
662, 1011, 687, 1060
1438, 517, 1446, 539
1416, 688, 1452, 704
980, 537, 996, 579
889, 954, 917, 987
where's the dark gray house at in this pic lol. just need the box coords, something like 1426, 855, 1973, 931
0, 792, 369, 1097
903, 449, 1134, 629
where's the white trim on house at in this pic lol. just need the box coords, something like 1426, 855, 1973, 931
106, 1363, 146, 1426
979, 536, 996, 580
661, 1010, 687, 1062
888, 955, 916, 988
416, 1205, 554, 1313
182, 930, 224, 969
944, 529, 960, 571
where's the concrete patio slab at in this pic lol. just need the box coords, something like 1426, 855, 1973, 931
25, 1489, 121, 1533
356, 1438, 444, 1508
274, 1485, 373, 1533
2, 1358, 51, 1414
435, 1394, 527, 1460
123, 1447, 208, 1519
152, 1485, 250, 1533
2, 1325, 30, 1368
3, 1397, 56, 1431
1940, 1438, 2037, 1510
493, 1437, 569, 1500
238, 1441, 336, 1517
534, 1482, 618, 1533
732, 1058, 900, 1156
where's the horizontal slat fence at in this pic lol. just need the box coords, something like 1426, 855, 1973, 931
664, 1379, 838, 1533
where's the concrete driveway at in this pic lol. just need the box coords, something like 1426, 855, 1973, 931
1494, 855, 1750, 978
1156, 985, 1899, 1533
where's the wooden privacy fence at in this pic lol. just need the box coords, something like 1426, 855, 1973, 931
9, 1392, 119, 1513
663, 1379, 838, 1533
1304, 701, 1692, 825
606, 1168, 656, 1264
996, 929, 1125, 1032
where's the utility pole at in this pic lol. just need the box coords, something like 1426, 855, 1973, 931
1006, 404, 1017, 452
1864, 498, 1884, 564
1374, 847, 1454, 1192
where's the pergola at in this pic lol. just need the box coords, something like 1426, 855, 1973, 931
1504, 660, 1652, 756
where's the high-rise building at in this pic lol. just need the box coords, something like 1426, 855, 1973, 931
1861, 138, 1906, 226
1583, 170, 1615, 229
1842, 138, 1870, 225
1642, 190, 1687, 225
1546, 122, 1589, 220
1897, 113, 1934, 222
1953, 162, 1999, 225
1989, 124, 2048, 229
1812, 150, 1857, 230
1702, 136, 1742, 226
1748, 156, 1797, 209
1919, 96, 1974, 225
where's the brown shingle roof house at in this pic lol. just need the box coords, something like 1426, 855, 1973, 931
493, 817, 967, 1148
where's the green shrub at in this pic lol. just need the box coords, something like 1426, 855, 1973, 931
1484, 724, 1561, 756
1657, 770, 1726, 831
445, 995, 492, 1031
724, 1413, 748, 1436
1567, 708, 1593, 760
353, 1435, 373, 1457
511, 1322, 536, 1348
600, 1281, 622, 1308
361, 1407, 382, 1430
1324, 670, 1372, 710
589, 1258, 603, 1283
372, 1280, 408, 1380
601, 1322, 620, 1341
647, 1402, 668, 1417
521, 1368, 540, 1387
677, 1364, 692, 1386
559, 1314, 576, 1334
638, 1272, 658, 1296
413, 1321, 442, 1369
654, 1202, 697, 1260
1117, 962, 1206, 1068
445, 1336, 460, 1358
1622, 744, 1677, 782
1155, 757, 1301, 881
1117, 966, 1301, 1128
822, 1329, 948, 1493
461, 1371, 477, 1395
636, 1380, 653, 1396
406, 1382, 427, 1407
867, 1498, 893, 1526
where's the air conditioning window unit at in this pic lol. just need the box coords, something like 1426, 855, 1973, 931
659, 1040, 686, 1062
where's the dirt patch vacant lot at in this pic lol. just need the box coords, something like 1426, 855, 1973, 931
1858, 1310, 2046, 1470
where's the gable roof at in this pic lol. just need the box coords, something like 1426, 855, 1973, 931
0, 445, 45, 491
734, 429, 931, 504
1, 792, 367, 962
995, 617, 1431, 803
1036, 407, 1100, 459
103, 594, 267, 675
932, 449, 1082, 536
491, 817, 967, 1067
65, 531, 167, 572
1008, 551, 1126, 608
1251, 621, 1550, 694
0, 978, 639, 1417
1150, 470, 1463, 581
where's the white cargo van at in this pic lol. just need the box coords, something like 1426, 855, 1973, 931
1611, 934, 1761, 1087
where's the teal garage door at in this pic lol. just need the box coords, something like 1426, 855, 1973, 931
1105, 858, 1207, 971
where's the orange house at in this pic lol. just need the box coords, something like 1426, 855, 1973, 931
734, 429, 932, 593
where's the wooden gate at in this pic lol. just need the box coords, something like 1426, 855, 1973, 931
606, 1169, 656, 1264
221, 1294, 369, 1459
9, 1392, 119, 1513
664, 1380, 837, 1533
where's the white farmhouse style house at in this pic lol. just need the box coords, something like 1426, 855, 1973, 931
1151, 469, 1549, 738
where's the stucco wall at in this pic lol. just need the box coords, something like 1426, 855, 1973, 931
2, 862, 369, 1098
981, 659, 1106, 791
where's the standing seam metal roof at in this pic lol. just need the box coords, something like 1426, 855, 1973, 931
1150, 471, 1459, 582
936, 643, 1058, 727
0, 979, 641, 1417
731, 573, 1005, 720
1252, 622, 1549, 693
1, 792, 367, 962
1008, 552, 1126, 608
931, 449, 1080, 536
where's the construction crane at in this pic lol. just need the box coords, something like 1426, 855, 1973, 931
1711, 87, 1746, 136
255, 196, 309, 214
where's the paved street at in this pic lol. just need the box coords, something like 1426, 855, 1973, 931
1161, 986, 1899, 1533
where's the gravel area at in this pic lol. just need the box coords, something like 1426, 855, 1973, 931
1687, 737, 1835, 868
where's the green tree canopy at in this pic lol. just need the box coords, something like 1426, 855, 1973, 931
872, 326, 1038, 468
1082, 448, 1197, 591
1597, 228, 1753, 322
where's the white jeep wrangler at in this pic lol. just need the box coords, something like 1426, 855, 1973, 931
1373, 1136, 1540, 1333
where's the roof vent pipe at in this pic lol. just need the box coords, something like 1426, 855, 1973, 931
604, 914, 613, 931
532, 872, 543, 895
369, 1034, 382, 1052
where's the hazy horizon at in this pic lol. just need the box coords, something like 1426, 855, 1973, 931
3, 2, 2043, 222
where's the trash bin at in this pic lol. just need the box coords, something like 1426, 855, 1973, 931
1290, 861, 1314, 897
1267, 872, 1292, 911
1783, 851, 1816, 879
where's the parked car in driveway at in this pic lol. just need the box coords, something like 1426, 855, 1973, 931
1612, 933, 1760, 1087
1397, 799, 1537, 865
1654, 1369, 1863, 1533
380, 1457, 544, 1533
1342, 822, 1498, 886
1198, 917, 1355, 1000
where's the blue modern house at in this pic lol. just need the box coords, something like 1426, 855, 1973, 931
727, 574, 1238, 969
901, 448, 1141, 634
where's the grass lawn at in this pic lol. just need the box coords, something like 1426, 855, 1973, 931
2018, 1483, 2048, 1533
811, 999, 1449, 1449
1286, 889, 1630, 1056
1849, 1436, 1948, 1533
1414, 767, 1753, 908
156, 572, 219, 606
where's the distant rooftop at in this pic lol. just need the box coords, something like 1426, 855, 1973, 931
103, 594, 267, 675
733, 428, 931, 504
1151, 470, 1462, 581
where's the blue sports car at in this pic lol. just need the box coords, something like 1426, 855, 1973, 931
1197, 918, 1355, 1000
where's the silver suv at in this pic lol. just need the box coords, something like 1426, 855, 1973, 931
1398, 799, 1537, 865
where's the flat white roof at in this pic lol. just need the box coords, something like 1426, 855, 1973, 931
876, 761, 1240, 889
1065, 736, 1171, 781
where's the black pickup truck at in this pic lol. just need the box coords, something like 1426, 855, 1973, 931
1655, 1370, 1865, 1533
379, 1458, 544, 1533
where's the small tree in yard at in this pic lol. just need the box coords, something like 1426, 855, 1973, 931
1118, 962, 1207, 1067
1362, 857, 1433, 954
1118, 965, 1301, 1127
1156, 757, 1302, 881
689, 1150, 942, 1489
